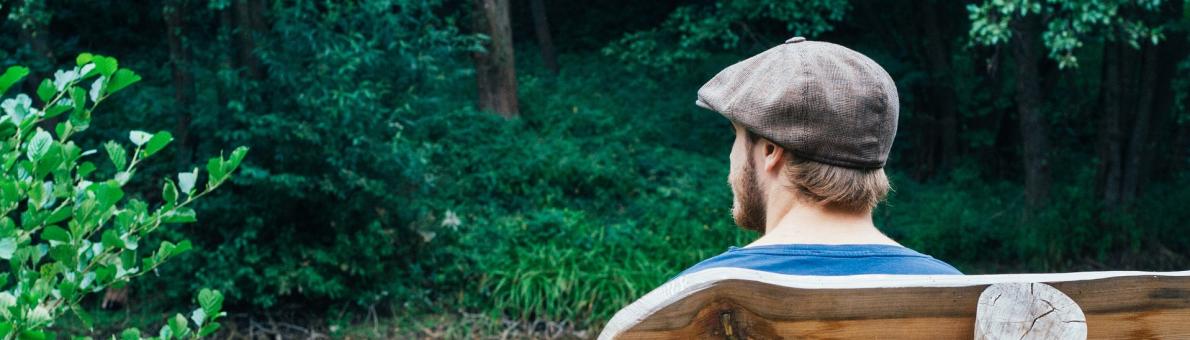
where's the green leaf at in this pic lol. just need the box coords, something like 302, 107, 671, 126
0, 121, 16, 140
37, 79, 55, 103
93, 56, 118, 77
46, 206, 71, 224
48, 244, 76, 267
33, 143, 63, 179
226, 146, 249, 172
104, 141, 127, 170
78, 161, 97, 178
199, 323, 221, 337
102, 230, 124, 249
96, 264, 116, 283
162, 208, 197, 224
69, 87, 85, 115
107, 69, 141, 94
0, 66, 30, 97
58, 281, 77, 302
118, 328, 140, 340
41, 225, 70, 242
69, 107, 91, 132
206, 157, 225, 185
93, 181, 125, 211
18, 330, 46, 340
163, 180, 178, 206
156, 324, 172, 340
0, 180, 17, 205
44, 105, 70, 118
143, 131, 173, 157
168, 313, 188, 337
76, 53, 94, 66
73, 306, 94, 330
173, 240, 193, 256
0, 238, 15, 259
27, 129, 53, 162
197, 288, 223, 313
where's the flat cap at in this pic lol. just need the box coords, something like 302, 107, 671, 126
696, 37, 899, 169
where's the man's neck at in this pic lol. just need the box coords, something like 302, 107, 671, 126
747, 195, 900, 248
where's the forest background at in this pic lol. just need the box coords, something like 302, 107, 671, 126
2, 0, 1189, 337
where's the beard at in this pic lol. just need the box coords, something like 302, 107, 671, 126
731, 156, 767, 233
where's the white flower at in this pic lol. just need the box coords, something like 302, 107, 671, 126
53, 69, 79, 91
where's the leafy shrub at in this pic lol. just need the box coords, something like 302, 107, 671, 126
123, 0, 486, 310
0, 55, 239, 338
399, 55, 750, 326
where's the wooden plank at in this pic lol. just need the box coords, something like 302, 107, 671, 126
600, 269, 1190, 340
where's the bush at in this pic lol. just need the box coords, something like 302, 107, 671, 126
0, 55, 239, 338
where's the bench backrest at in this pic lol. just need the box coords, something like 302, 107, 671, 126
599, 269, 1190, 339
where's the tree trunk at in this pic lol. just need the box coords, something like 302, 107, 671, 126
1149, 0, 1189, 184
235, 0, 264, 80
1010, 16, 1051, 208
529, 0, 559, 74
920, 1, 959, 171
11, 1, 54, 94
165, 0, 196, 165
472, 0, 519, 117
215, 3, 235, 137
1121, 45, 1158, 206
1096, 44, 1124, 212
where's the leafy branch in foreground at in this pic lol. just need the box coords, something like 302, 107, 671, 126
0, 54, 245, 339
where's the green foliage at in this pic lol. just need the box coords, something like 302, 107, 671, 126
0, 55, 240, 338
3, 0, 1187, 335
118, 289, 225, 340
967, 0, 1166, 68
391, 53, 749, 322
603, 0, 849, 72
124, 0, 486, 309
883, 160, 1190, 273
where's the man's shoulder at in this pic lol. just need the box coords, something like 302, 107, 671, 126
675, 244, 962, 278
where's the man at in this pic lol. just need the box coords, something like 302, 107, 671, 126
679, 37, 961, 277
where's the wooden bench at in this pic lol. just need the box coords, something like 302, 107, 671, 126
599, 268, 1190, 339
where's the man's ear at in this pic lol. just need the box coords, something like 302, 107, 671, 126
761, 140, 784, 173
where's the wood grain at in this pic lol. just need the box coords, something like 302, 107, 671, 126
602, 270, 1190, 340
975, 282, 1086, 340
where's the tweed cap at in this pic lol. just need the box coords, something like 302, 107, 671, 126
696, 37, 899, 169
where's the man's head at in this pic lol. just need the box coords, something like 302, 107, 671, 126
704, 38, 899, 232
727, 122, 891, 232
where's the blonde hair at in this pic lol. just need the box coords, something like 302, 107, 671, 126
783, 156, 891, 213
746, 130, 891, 212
